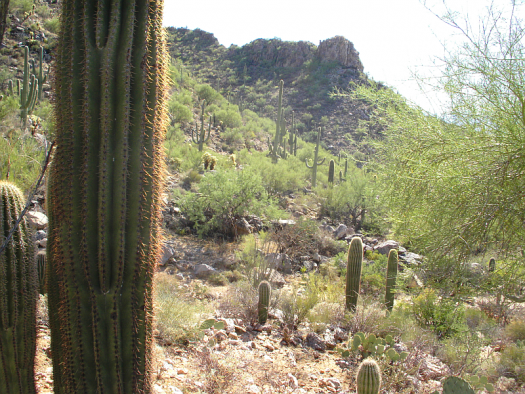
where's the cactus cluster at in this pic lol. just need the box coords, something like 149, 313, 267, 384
0, 181, 38, 394
356, 359, 381, 394
340, 332, 408, 362
346, 237, 363, 312
258, 280, 272, 324
202, 152, 218, 170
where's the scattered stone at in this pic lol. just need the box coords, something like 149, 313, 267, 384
247, 384, 261, 394
333, 327, 348, 342
306, 332, 326, 352
399, 252, 423, 266
234, 325, 246, 334
167, 387, 183, 394
26, 211, 48, 230
288, 373, 299, 389
374, 240, 399, 255
319, 377, 341, 390
160, 244, 176, 266
193, 264, 216, 278
334, 224, 349, 240
214, 331, 228, 342
34, 230, 47, 241
38, 238, 47, 248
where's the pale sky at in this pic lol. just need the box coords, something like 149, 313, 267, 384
162, 0, 523, 114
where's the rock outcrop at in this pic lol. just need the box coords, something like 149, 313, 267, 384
317, 36, 363, 71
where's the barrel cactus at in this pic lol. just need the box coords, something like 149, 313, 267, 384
385, 249, 398, 312
258, 280, 272, 324
346, 237, 363, 312
356, 358, 381, 394
0, 180, 38, 394
47, 1, 168, 392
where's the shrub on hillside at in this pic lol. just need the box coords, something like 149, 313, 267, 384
180, 167, 284, 237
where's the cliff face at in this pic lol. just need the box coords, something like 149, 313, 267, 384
317, 36, 364, 72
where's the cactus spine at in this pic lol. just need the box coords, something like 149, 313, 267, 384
192, 99, 211, 151
346, 237, 363, 312
0, 181, 38, 394
305, 127, 325, 187
328, 159, 335, 185
48, 1, 168, 392
385, 249, 398, 312
258, 281, 272, 324
356, 359, 381, 394
20, 46, 38, 127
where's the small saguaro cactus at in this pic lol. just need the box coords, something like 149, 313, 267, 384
356, 359, 381, 394
0, 180, 38, 394
192, 99, 211, 151
346, 237, 363, 312
385, 249, 398, 312
20, 46, 38, 127
344, 158, 348, 177
31, 46, 49, 101
488, 257, 496, 272
258, 280, 272, 324
328, 159, 335, 185
339, 170, 345, 183
270, 80, 284, 163
305, 127, 325, 187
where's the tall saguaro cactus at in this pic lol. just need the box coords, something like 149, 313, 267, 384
192, 99, 211, 151
20, 46, 38, 127
48, 1, 168, 392
385, 249, 398, 312
270, 80, 284, 163
0, 181, 38, 394
346, 237, 363, 312
257, 280, 272, 324
305, 127, 325, 187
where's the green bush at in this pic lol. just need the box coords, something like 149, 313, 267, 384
43, 16, 60, 34
411, 288, 466, 338
196, 83, 220, 105
505, 319, 525, 342
181, 167, 284, 237
168, 98, 193, 124
496, 343, 525, 383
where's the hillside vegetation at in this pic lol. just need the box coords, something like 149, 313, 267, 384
1, 1, 525, 393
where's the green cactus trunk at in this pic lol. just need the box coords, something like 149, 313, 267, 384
304, 127, 325, 187
488, 257, 496, 272
257, 280, 271, 324
0, 181, 38, 394
328, 159, 335, 185
271, 80, 284, 163
356, 359, 381, 394
36, 250, 47, 295
192, 100, 211, 151
385, 249, 398, 312
344, 159, 348, 177
47, 1, 168, 392
20, 46, 38, 127
346, 237, 363, 312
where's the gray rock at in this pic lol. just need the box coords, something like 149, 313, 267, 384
193, 264, 217, 278
302, 260, 317, 272
267, 253, 292, 274
267, 269, 286, 288
334, 224, 352, 240
26, 211, 48, 230
306, 332, 326, 352
399, 252, 423, 266
160, 244, 176, 266
374, 240, 399, 255
38, 238, 47, 248
34, 230, 47, 241
312, 252, 321, 263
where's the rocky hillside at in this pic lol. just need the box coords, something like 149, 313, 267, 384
166, 27, 384, 157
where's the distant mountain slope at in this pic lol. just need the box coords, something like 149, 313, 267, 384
165, 27, 386, 156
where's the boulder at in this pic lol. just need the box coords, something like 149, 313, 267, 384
193, 264, 217, 278
159, 244, 176, 266
26, 211, 48, 230
305, 332, 326, 352
399, 252, 423, 266
374, 240, 399, 255
333, 224, 349, 240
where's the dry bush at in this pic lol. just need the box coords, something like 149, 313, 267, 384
196, 349, 236, 394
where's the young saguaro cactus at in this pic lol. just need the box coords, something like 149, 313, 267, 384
385, 249, 398, 312
0, 180, 38, 394
328, 159, 335, 185
258, 280, 272, 324
305, 127, 325, 187
269, 80, 285, 163
20, 46, 38, 127
192, 99, 211, 151
31, 46, 49, 101
356, 358, 381, 394
48, 1, 168, 392
346, 237, 363, 312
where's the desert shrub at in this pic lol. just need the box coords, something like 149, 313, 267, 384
43, 16, 60, 34
9, 0, 34, 17
279, 276, 320, 328
269, 217, 320, 260
343, 297, 387, 334
411, 288, 467, 339
154, 273, 212, 344
437, 332, 489, 374
181, 168, 284, 237
307, 302, 344, 333
214, 105, 242, 128
505, 319, 525, 342
168, 98, 193, 124
495, 343, 525, 383
196, 83, 220, 104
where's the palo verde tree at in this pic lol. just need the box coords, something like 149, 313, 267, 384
47, 0, 168, 392
350, 1, 525, 293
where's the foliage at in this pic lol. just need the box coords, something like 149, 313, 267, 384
181, 168, 283, 237
411, 288, 466, 339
